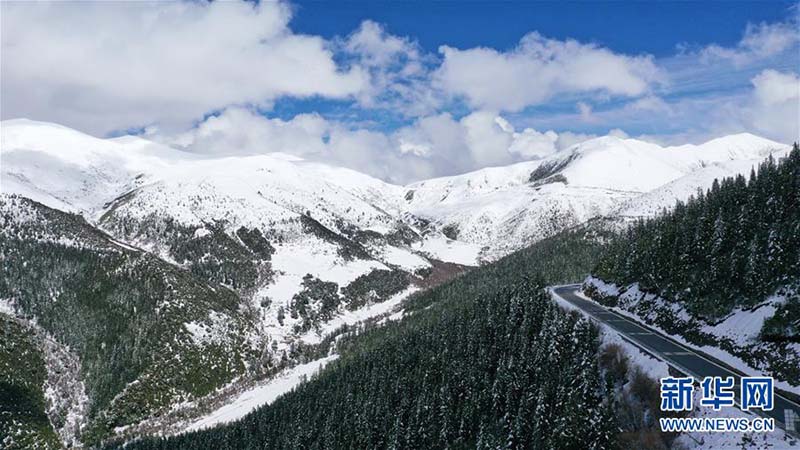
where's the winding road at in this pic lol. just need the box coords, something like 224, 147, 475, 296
551, 284, 800, 436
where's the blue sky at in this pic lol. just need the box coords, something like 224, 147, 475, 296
291, 1, 792, 56
1, 1, 798, 182
278, 0, 799, 135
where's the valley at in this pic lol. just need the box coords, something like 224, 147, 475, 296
0, 118, 795, 448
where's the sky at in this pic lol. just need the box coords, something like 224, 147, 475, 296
1, 0, 799, 183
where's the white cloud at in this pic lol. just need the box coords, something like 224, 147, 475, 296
575, 69, 799, 145
460, 111, 514, 167
752, 69, 800, 105
4, 2, 794, 177
555, 131, 599, 149
164, 107, 609, 183
747, 69, 800, 142
392, 113, 472, 174
341, 20, 439, 116
577, 102, 594, 121
327, 127, 395, 179
626, 95, 674, 115
607, 128, 630, 139
394, 111, 574, 174
0, 1, 367, 134
167, 108, 330, 157
657, 69, 800, 144
701, 22, 800, 66
508, 128, 560, 159
434, 32, 661, 112
497, 115, 565, 158
344, 20, 420, 69
163, 107, 426, 183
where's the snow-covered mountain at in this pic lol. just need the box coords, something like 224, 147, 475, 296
1, 119, 477, 443
2, 119, 789, 266
403, 133, 789, 258
611, 141, 792, 219
1, 119, 483, 354
1, 119, 403, 226
0, 118, 790, 442
2, 119, 788, 295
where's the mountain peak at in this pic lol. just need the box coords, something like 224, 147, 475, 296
697, 132, 786, 149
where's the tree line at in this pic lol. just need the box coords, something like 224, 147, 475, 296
594, 144, 799, 332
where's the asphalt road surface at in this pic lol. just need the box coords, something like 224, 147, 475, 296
551, 284, 800, 435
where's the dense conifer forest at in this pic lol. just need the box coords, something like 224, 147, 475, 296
111, 280, 619, 450
108, 225, 683, 450
0, 315, 62, 448
0, 197, 263, 445
593, 144, 799, 337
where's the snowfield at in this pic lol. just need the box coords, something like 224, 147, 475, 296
583, 276, 800, 397
2, 119, 789, 265
403, 133, 788, 259
550, 287, 799, 450
2, 118, 789, 366
185, 355, 339, 432
1, 118, 793, 444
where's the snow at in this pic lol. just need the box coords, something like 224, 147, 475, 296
184, 321, 212, 346
550, 286, 798, 449
257, 239, 417, 350
2, 119, 788, 264
550, 286, 670, 381
582, 277, 800, 396
411, 235, 482, 266
0, 298, 16, 316
613, 148, 791, 219
403, 133, 787, 260
556, 136, 687, 192
702, 298, 784, 348
193, 228, 211, 238
375, 245, 431, 271
42, 335, 90, 449
407, 181, 636, 261
554, 134, 781, 193
1, 119, 405, 234
262, 240, 387, 305
185, 355, 338, 432
0, 118, 187, 216
300, 287, 418, 345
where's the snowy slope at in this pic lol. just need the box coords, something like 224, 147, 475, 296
1, 118, 793, 443
402, 152, 639, 261
0, 119, 423, 267
1, 119, 460, 357
612, 146, 791, 218
0, 119, 404, 226
403, 134, 788, 259
186, 355, 339, 432
554, 133, 785, 191
3, 119, 788, 265
1, 119, 168, 213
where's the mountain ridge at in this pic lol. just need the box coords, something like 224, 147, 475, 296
2, 118, 788, 266
0, 118, 791, 445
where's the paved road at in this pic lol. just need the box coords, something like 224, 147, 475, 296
551, 284, 800, 435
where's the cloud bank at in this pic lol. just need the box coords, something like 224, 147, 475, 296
1, 1, 663, 133
435, 32, 662, 112
1, 1, 366, 133
158, 107, 602, 184
1, 1, 798, 181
